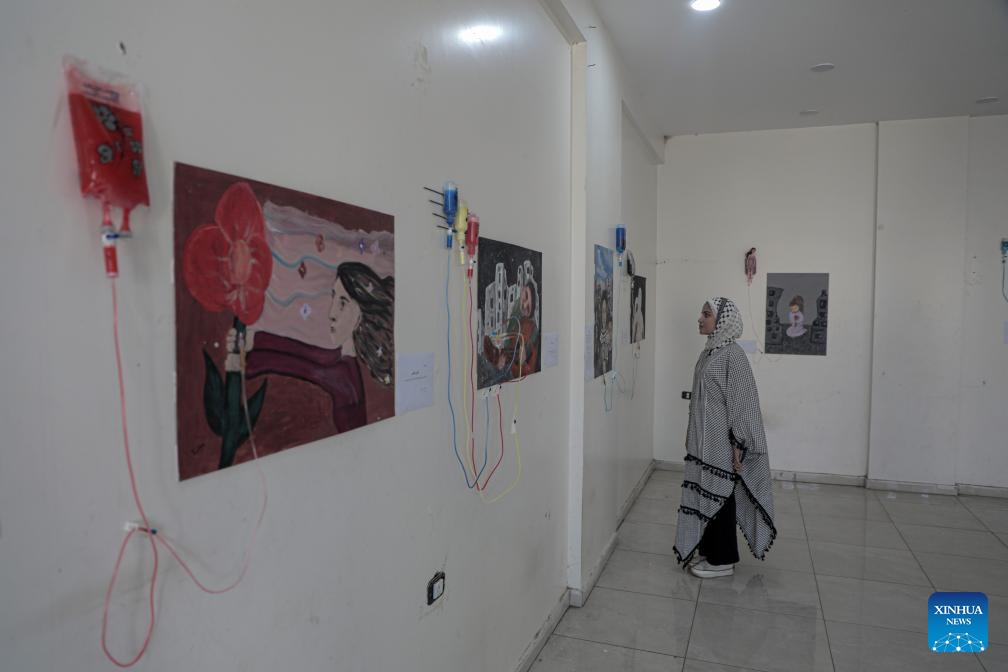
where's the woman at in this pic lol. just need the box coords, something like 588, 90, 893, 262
786, 294, 806, 338
674, 297, 775, 578
631, 292, 644, 342
228, 262, 394, 433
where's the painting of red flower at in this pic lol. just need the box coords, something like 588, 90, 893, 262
182, 182, 272, 325
174, 164, 396, 481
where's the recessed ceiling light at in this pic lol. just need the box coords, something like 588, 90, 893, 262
458, 25, 504, 45
811, 63, 835, 72
975, 96, 999, 105
690, 0, 721, 11
800, 109, 819, 116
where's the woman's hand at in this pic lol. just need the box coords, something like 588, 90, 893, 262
224, 328, 251, 373
732, 446, 744, 474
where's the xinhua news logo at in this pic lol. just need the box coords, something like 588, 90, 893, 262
929, 592, 988, 653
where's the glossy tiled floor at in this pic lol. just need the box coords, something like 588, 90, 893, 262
530, 468, 1008, 672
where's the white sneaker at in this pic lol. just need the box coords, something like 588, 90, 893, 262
688, 554, 706, 567
690, 560, 734, 578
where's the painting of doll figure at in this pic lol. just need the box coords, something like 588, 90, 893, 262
476, 237, 542, 389
765, 273, 828, 356
630, 275, 646, 344
593, 245, 614, 378
174, 163, 394, 480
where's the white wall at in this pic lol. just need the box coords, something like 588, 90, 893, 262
615, 108, 658, 505
870, 115, 1008, 490
869, 117, 969, 487
656, 125, 878, 477
561, 0, 661, 600
958, 115, 1008, 488
0, 2, 574, 670
657, 116, 1008, 491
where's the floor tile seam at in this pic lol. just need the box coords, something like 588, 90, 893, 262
695, 594, 823, 619
881, 500, 940, 596
801, 513, 892, 522
683, 576, 702, 672
813, 573, 942, 597
799, 485, 838, 672
690, 596, 839, 626
801, 511, 925, 551
624, 518, 678, 528
807, 539, 919, 555
547, 632, 687, 661
879, 499, 987, 519
805, 514, 987, 532
962, 509, 1008, 551
589, 584, 700, 604
894, 521, 1008, 535
797, 488, 886, 502
810, 568, 932, 588
883, 518, 991, 531
682, 656, 774, 672
822, 617, 946, 638
611, 546, 684, 561
882, 544, 1008, 562
913, 547, 1008, 563
961, 501, 1008, 516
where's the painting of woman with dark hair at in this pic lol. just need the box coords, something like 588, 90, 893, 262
227, 262, 394, 433
174, 163, 395, 480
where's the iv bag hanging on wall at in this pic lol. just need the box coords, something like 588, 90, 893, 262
64, 56, 150, 219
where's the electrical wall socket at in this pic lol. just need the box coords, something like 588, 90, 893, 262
427, 571, 445, 605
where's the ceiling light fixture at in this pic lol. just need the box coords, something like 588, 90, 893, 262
690, 0, 721, 12
811, 63, 835, 72
975, 96, 999, 105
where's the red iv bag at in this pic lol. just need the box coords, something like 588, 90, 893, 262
64, 57, 150, 224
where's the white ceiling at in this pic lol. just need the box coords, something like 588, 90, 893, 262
593, 0, 1008, 136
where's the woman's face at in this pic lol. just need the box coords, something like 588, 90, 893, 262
698, 302, 716, 335
329, 279, 361, 347
790, 304, 799, 314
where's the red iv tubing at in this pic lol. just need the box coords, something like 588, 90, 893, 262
101, 280, 266, 667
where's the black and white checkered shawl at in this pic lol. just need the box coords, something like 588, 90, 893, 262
674, 303, 776, 566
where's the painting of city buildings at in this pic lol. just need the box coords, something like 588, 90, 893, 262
476, 238, 543, 388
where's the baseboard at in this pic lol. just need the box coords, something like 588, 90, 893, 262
774, 470, 866, 488
866, 479, 958, 496
618, 461, 656, 524
570, 531, 617, 608
514, 588, 571, 672
957, 483, 1008, 499
654, 459, 684, 472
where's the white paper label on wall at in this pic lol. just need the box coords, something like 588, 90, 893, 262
395, 352, 435, 415
542, 332, 559, 368
739, 339, 758, 354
